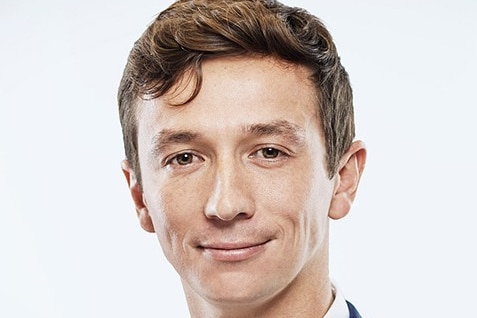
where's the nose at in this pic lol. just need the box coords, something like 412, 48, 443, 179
204, 159, 255, 222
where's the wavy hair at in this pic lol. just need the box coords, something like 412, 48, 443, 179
118, 0, 355, 185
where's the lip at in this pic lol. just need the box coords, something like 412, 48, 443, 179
200, 241, 270, 262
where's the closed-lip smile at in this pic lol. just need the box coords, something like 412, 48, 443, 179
199, 240, 270, 262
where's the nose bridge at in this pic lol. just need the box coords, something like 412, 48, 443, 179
204, 155, 254, 221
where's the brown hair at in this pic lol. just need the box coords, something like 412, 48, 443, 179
118, 0, 355, 185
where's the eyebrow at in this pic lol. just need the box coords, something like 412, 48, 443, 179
150, 130, 202, 159
245, 120, 306, 145
150, 120, 305, 158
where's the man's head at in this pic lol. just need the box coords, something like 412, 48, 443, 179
118, 1, 366, 316
118, 0, 355, 186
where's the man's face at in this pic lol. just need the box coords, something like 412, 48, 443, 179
131, 56, 338, 305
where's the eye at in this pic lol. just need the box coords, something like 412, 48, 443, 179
261, 147, 281, 159
248, 146, 290, 167
251, 146, 288, 160
166, 152, 201, 166
175, 153, 193, 165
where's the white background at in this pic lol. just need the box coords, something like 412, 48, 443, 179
1, 0, 476, 317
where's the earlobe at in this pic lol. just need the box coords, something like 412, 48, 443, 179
121, 160, 155, 233
137, 207, 155, 233
328, 141, 367, 220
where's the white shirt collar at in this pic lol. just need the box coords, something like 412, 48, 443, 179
323, 282, 350, 318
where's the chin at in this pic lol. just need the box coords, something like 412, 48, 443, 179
189, 270, 281, 306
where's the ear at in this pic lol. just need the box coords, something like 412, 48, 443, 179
121, 160, 155, 233
328, 140, 367, 220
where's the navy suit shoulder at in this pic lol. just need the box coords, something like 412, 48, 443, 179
346, 301, 362, 318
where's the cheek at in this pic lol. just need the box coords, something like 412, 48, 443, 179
303, 172, 334, 246
144, 179, 207, 259
145, 169, 206, 221
261, 165, 333, 244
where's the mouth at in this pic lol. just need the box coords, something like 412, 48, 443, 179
199, 240, 270, 262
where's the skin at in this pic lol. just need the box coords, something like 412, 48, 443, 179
122, 56, 366, 317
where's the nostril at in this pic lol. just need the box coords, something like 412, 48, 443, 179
204, 193, 255, 221
205, 209, 253, 223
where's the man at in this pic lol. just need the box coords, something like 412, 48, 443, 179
118, 0, 366, 317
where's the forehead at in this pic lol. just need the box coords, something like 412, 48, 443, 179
137, 56, 320, 133
167, 55, 314, 105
